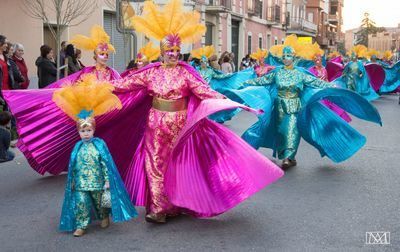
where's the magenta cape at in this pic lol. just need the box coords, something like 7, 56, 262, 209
47, 66, 121, 88
4, 62, 283, 217
308, 66, 352, 123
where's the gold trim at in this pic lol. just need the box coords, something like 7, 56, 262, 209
152, 97, 188, 112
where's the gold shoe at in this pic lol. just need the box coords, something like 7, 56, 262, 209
100, 217, 110, 228
281, 158, 297, 170
73, 229, 85, 237
145, 213, 167, 223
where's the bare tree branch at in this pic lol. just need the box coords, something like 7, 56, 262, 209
21, 0, 100, 80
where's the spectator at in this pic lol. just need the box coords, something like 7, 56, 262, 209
5, 43, 24, 89
218, 51, 229, 66
0, 111, 15, 163
0, 35, 11, 91
59, 41, 67, 66
36, 45, 57, 88
209, 54, 220, 70
229, 52, 236, 72
65, 44, 80, 75
12, 43, 30, 89
240, 54, 251, 70
221, 55, 233, 73
75, 49, 85, 70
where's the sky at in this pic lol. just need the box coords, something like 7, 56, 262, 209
342, 0, 400, 31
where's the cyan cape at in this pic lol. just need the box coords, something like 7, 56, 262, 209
59, 138, 137, 232
226, 66, 382, 163
379, 60, 400, 93
208, 67, 257, 123
334, 61, 380, 101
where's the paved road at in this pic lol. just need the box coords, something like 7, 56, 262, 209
0, 95, 399, 252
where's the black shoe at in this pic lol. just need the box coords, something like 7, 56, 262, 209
281, 158, 297, 170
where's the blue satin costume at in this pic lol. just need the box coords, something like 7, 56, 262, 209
334, 60, 379, 101
227, 64, 382, 163
59, 137, 137, 232
379, 60, 400, 93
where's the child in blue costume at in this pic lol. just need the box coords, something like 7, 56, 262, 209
55, 75, 137, 237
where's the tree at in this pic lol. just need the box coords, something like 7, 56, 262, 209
354, 12, 386, 46
22, 0, 98, 80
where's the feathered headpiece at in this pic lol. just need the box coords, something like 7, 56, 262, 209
130, 0, 206, 51
367, 48, 380, 60
137, 42, 161, 63
347, 45, 368, 59
52, 74, 122, 128
328, 51, 341, 59
250, 48, 269, 62
381, 50, 393, 61
190, 46, 215, 62
70, 25, 115, 54
268, 34, 323, 60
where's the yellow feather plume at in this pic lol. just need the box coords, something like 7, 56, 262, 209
250, 48, 268, 61
328, 51, 341, 58
130, 0, 206, 44
366, 48, 380, 60
70, 25, 115, 53
139, 42, 161, 62
52, 74, 122, 121
347, 45, 368, 58
381, 50, 393, 61
268, 35, 323, 60
190, 46, 215, 60
269, 45, 284, 57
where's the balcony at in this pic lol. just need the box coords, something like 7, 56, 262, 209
328, 11, 339, 23
287, 18, 318, 36
307, 0, 325, 9
247, 0, 262, 17
327, 31, 337, 40
206, 0, 232, 12
267, 5, 281, 23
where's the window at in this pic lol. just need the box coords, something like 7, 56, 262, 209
308, 13, 314, 22
205, 22, 214, 46
248, 35, 252, 54
281, 38, 285, 44
266, 34, 271, 49
274, 37, 278, 45
259, 37, 263, 49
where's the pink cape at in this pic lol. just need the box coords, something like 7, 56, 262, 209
308, 66, 352, 123
4, 62, 283, 217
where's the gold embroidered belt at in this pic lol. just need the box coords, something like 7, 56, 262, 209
152, 97, 188, 112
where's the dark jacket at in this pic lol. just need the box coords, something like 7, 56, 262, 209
8, 57, 24, 89
12, 56, 30, 89
36, 57, 57, 88
0, 126, 11, 161
65, 55, 80, 75
0, 55, 19, 91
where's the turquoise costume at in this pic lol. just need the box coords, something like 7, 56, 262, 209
379, 60, 400, 93
195, 65, 256, 123
335, 60, 379, 101
60, 137, 137, 232
227, 64, 382, 163
242, 66, 332, 159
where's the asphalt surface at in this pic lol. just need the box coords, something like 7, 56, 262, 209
0, 94, 399, 252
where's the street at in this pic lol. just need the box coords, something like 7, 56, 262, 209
0, 94, 399, 252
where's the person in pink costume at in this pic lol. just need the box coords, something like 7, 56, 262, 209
309, 54, 352, 122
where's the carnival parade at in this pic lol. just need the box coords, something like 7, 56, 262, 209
0, 0, 399, 251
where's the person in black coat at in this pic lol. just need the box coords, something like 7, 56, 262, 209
36, 45, 57, 88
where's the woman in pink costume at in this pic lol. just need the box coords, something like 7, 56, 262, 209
48, 25, 121, 88
250, 48, 275, 77
4, 0, 283, 224
309, 54, 352, 122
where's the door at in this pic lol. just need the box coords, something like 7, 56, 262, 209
231, 20, 240, 71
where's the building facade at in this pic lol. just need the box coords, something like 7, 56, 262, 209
0, 0, 341, 86
368, 25, 400, 52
